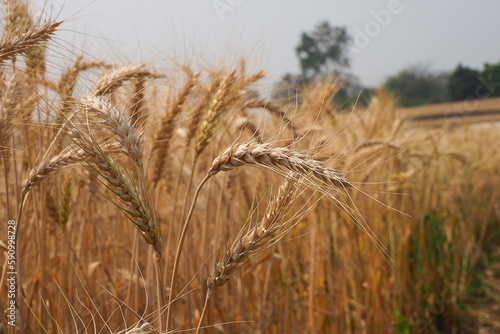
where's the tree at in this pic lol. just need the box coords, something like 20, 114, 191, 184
384, 64, 449, 107
295, 22, 351, 80
480, 61, 500, 98
447, 64, 481, 101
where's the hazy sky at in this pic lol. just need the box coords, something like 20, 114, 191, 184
43, 0, 500, 87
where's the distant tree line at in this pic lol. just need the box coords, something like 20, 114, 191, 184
274, 20, 500, 108
383, 61, 500, 107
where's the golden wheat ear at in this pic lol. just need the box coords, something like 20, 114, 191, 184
67, 127, 161, 253
151, 66, 198, 187
208, 142, 351, 189
0, 20, 62, 63
195, 175, 300, 333
93, 64, 165, 96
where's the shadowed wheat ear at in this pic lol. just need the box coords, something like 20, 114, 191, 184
234, 116, 262, 143
0, 75, 20, 154
243, 97, 299, 138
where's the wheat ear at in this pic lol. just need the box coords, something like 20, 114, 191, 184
22, 143, 121, 196
80, 95, 143, 167
209, 175, 298, 288
0, 20, 62, 63
68, 128, 161, 253
151, 67, 198, 186
0, 76, 20, 150
194, 70, 237, 159
208, 142, 351, 189
93, 64, 164, 96
195, 176, 299, 333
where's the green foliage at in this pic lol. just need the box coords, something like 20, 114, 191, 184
383, 64, 449, 107
447, 64, 481, 101
394, 311, 411, 334
446, 60, 500, 101
295, 21, 351, 80
481, 61, 500, 97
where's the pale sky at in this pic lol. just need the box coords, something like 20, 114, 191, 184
41, 0, 500, 87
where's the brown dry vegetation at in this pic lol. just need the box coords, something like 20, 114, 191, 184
1, 2, 500, 334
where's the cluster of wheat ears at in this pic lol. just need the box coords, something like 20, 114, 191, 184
1, 5, 356, 332
2, 2, 500, 334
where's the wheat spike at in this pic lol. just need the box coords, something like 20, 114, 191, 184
0, 20, 62, 63
194, 70, 237, 159
67, 128, 161, 253
151, 67, 198, 185
208, 142, 351, 189
80, 95, 144, 167
208, 176, 299, 289
93, 64, 164, 96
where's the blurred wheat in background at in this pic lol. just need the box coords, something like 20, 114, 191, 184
1, 1, 500, 333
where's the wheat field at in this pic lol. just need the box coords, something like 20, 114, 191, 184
1, 2, 500, 334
